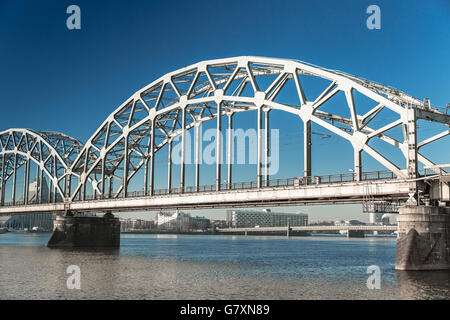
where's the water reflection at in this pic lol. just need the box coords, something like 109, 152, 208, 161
156, 234, 178, 239
0, 233, 449, 299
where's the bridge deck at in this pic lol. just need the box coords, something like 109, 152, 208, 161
0, 177, 411, 216
217, 225, 398, 233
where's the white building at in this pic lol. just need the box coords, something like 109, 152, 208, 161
226, 209, 308, 228
120, 219, 155, 232
157, 210, 191, 232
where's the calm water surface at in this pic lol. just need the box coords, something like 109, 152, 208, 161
0, 233, 449, 299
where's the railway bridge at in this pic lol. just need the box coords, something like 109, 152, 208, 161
0, 56, 449, 270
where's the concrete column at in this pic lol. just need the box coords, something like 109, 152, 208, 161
304, 120, 311, 184
47, 214, 120, 248
396, 205, 450, 270
347, 230, 365, 238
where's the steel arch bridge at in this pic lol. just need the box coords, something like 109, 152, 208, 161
0, 56, 449, 214
0, 129, 83, 205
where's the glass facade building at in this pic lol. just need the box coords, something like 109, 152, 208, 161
226, 209, 308, 228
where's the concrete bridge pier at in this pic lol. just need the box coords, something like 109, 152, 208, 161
347, 230, 365, 238
47, 211, 120, 248
396, 205, 450, 270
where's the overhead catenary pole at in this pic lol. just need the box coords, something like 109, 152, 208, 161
144, 157, 149, 196
108, 176, 113, 199
167, 139, 172, 193
227, 113, 233, 189
35, 165, 39, 203
53, 157, 57, 203
257, 106, 263, 188
39, 167, 44, 203
195, 121, 201, 192
304, 120, 311, 184
180, 107, 186, 193
64, 170, 69, 199
123, 134, 129, 198
48, 172, 52, 203
354, 149, 362, 181
149, 120, 155, 196
12, 153, 17, 205
67, 171, 71, 200
264, 109, 270, 187
0, 153, 5, 206
216, 102, 222, 191
24, 158, 30, 204
406, 106, 418, 202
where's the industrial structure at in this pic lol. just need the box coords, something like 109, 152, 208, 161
0, 56, 448, 270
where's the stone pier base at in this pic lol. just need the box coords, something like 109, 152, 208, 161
396, 206, 450, 270
347, 230, 365, 238
47, 213, 120, 248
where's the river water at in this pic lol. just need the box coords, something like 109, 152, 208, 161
0, 233, 449, 299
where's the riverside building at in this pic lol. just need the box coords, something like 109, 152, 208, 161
226, 209, 308, 228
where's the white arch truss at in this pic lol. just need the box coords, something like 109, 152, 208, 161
65, 56, 449, 201
0, 56, 448, 206
0, 128, 83, 205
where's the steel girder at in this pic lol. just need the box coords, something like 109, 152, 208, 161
66, 56, 449, 202
0, 128, 83, 205
1, 57, 449, 206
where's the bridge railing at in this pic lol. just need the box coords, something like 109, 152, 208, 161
124, 170, 395, 198
0, 169, 398, 207
424, 166, 450, 176
362, 171, 396, 181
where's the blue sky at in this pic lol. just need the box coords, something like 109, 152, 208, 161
0, 0, 448, 221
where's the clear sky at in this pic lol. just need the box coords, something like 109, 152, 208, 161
0, 0, 448, 221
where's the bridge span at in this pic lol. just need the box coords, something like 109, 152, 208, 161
216, 225, 397, 233
1, 56, 449, 270
0, 173, 412, 215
